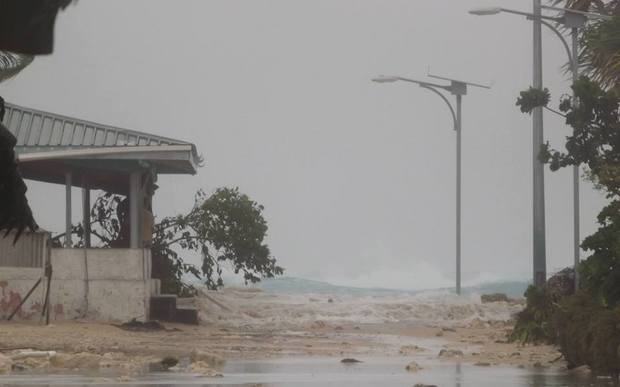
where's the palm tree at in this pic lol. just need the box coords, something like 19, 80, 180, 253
553, 0, 620, 88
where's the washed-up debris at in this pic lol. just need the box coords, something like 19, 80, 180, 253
113, 319, 167, 332
340, 358, 362, 364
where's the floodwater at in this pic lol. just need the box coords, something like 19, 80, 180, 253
0, 357, 618, 387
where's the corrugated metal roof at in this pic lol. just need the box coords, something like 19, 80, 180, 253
3, 103, 193, 150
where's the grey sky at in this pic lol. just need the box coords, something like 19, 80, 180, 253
1, 0, 607, 290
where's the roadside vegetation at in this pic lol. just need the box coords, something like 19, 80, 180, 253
512, 0, 620, 376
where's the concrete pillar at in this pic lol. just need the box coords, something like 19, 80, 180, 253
129, 172, 142, 248
82, 177, 91, 248
65, 172, 72, 248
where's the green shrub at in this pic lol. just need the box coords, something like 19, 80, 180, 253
554, 293, 620, 375
510, 285, 556, 344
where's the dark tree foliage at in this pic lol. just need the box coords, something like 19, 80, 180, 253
516, 87, 550, 114
553, 293, 620, 375
0, 98, 37, 242
69, 187, 283, 295
0, 0, 76, 243
154, 188, 283, 292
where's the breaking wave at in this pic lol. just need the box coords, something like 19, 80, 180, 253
195, 287, 523, 330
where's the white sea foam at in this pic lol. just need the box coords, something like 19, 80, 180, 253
195, 287, 523, 329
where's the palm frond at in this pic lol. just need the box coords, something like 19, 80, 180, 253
0, 51, 33, 83
551, 0, 620, 15
580, 17, 620, 88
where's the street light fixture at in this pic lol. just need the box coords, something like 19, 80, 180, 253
469, 7, 502, 16
470, 4, 608, 289
372, 74, 490, 295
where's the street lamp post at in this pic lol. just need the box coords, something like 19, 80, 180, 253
532, 0, 546, 289
372, 74, 489, 295
470, 4, 609, 289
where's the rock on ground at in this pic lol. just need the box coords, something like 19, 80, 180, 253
438, 349, 464, 358
190, 349, 225, 370
405, 361, 422, 372
191, 361, 223, 377
399, 345, 426, 355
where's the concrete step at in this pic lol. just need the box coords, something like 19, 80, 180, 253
149, 295, 199, 325
149, 295, 177, 321
174, 307, 199, 325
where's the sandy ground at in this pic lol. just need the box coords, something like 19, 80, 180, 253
0, 290, 564, 375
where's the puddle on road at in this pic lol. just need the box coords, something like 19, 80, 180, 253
0, 357, 617, 386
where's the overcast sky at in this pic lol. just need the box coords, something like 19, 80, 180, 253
1, 0, 608, 290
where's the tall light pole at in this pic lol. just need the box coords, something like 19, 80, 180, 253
532, 0, 546, 289
372, 74, 489, 295
470, 4, 610, 289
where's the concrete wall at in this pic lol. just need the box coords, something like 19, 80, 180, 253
0, 248, 160, 322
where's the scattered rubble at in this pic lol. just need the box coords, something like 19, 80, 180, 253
190, 349, 225, 370
190, 361, 223, 377
0, 354, 12, 374
49, 352, 101, 369
438, 349, 464, 358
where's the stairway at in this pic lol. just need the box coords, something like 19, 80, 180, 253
149, 295, 199, 325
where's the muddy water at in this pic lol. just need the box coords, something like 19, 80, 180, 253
0, 357, 618, 386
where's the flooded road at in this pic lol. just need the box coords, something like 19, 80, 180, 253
0, 357, 617, 387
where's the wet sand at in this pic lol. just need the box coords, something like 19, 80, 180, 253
0, 318, 561, 369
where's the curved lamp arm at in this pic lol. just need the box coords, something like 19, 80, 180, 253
419, 84, 458, 131
539, 19, 574, 65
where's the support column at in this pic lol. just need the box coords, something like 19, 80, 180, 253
65, 172, 72, 248
82, 177, 91, 248
129, 172, 142, 248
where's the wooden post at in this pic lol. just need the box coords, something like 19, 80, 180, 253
65, 172, 72, 248
82, 177, 91, 248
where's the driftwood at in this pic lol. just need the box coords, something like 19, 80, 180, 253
41, 261, 52, 325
